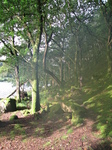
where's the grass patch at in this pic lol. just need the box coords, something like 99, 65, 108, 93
22, 138, 28, 143
61, 134, 68, 140
9, 124, 26, 139
43, 141, 51, 147
14, 124, 26, 135
39, 128, 45, 135
10, 130, 15, 139
34, 127, 45, 137
67, 128, 73, 134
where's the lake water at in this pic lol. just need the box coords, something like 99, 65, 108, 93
0, 82, 32, 98
0, 82, 16, 98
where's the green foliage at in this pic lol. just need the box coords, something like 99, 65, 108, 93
0, 0, 111, 138
83, 76, 112, 138
40, 90, 49, 105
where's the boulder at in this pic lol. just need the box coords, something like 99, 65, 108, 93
0, 98, 16, 113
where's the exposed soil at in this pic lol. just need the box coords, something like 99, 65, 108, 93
0, 110, 111, 150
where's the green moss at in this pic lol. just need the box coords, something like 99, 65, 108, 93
71, 112, 83, 126
22, 138, 28, 143
43, 141, 51, 147
14, 124, 22, 129
14, 124, 26, 135
61, 134, 68, 140
48, 104, 64, 119
67, 128, 73, 134
22, 109, 30, 116
10, 130, 15, 139
9, 115, 18, 121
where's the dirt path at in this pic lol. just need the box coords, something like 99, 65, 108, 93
0, 111, 111, 150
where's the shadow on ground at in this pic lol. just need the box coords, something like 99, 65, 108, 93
0, 110, 70, 141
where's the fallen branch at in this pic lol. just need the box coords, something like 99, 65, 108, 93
7, 80, 29, 98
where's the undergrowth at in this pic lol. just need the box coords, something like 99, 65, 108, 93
39, 75, 112, 139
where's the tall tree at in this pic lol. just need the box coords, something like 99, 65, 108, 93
0, 0, 44, 113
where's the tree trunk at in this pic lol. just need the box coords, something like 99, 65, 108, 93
75, 35, 83, 89
107, 46, 112, 74
74, 41, 78, 86
107, 26, 112, 74
78, 40, 83, 90
15, 65, 20, 101
100, 4, 112, 74
59, 58, 64, 83
43, 32, 61, 86
45, 74, 48, 89
31, 48, 40, 114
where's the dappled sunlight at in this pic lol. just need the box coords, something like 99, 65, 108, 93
83, 83, 112, 139
0, 102, 106, 150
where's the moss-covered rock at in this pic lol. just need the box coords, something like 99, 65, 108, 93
60, 101, 85, 125
49, 104, 64, 114
0, 98, 16, 113
71, 112, 83, 125
48, 104, 64, 118
9, 115, 18, 121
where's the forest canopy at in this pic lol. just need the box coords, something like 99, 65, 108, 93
0, 0, 112, 113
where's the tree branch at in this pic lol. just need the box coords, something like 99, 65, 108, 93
43, 31, 61, 85
7, 80, 29, 98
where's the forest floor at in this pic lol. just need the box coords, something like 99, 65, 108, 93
0, 108, 111, 150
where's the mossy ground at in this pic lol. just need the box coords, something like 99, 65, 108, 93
0, 77, 112, 149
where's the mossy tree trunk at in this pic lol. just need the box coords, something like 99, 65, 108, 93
29, 0, 43, 114
12, 33, 20, 102
74, 37, 79, 87
100, 2, 112, 74
59, 58, 64, 84
74, 35, 83, 89
107, 47, 112, 74
107, 26, 112, 74
45, 74, 48, 89
15, 65, 20, 101
31, 48, 40, 114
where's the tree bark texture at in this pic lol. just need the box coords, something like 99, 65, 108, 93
15, 65, 20, 101
31, 48, 40, 114
107, 26, 112, 74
